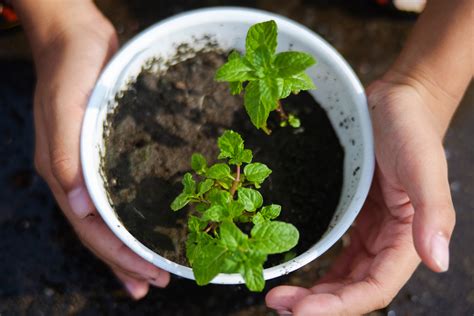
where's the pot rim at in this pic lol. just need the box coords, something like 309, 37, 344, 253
81, 6, 374, 285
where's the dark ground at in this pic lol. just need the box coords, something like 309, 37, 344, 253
0, 1, 472, 315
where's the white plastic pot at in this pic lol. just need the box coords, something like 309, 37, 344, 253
81, 7, 374, 285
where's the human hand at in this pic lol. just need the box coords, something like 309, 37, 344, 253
266, 79, 455, 315
22, 0, 170, 299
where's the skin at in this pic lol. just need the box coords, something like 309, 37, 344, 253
13, 0, 170, 299
13, 0, 473, 312
266, 0, 473, 314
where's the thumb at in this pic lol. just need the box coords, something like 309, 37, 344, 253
369, 80, 455, 273
44, 90, 95, 219
40, 23, 118, 219
396, 126, 455, 273
42, 59, 101, 219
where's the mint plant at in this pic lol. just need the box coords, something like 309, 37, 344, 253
215, 20, 316, 134
171, 130, 299, 291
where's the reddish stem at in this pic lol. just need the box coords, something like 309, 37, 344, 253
204, 222, 218, 234
230, 165, 241, 197
276, 100, 288, 121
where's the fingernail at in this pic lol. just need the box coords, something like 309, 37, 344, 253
277, 310, 292, 316
431, 232, 450, 272
68, 187, 93, 218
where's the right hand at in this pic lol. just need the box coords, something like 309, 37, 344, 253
266, 77, 457, 316
29, 0, 169, 299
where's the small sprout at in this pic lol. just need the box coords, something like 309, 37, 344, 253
216, 20, 316, 133
191, 153, 207, 175
288, 114, 301, 128
171, 130, 299, 291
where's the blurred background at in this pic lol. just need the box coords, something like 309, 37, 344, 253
0, 0, 472, 315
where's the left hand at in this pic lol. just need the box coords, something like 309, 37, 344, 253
266, 79, 455, 315
17, 0, 170, 299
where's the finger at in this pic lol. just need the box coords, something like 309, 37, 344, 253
395, 121, 455, 273
38, 154, 170, 289
292, 282, 384, 316
36, 87, 170, 290
112, 268, 149, 300
33, 86, 51, 180
293, 252, 419, 316
310, 282, 345, 294
266, 286, 312, 315
369, 84, 455, 273
271, 225, 419, 314
73, 209, 170, 288
317, 193, 383, 284
40, 31, 117, 219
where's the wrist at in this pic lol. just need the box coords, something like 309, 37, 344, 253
380, 0, 473, 136
380, 67, 460, 137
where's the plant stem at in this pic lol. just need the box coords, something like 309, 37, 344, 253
230, 164, 241, 197
276, 100, 288, 121
204, 222, 218, 233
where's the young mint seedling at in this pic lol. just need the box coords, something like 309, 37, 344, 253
215, 20, 316, 134
171, 130, 299, 291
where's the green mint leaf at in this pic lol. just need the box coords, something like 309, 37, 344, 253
286, 72, 316, 93
238, 187, 263, 212
251, 212, 266, 225
219, 220, 248, 251
229, 81, 243, 95
242, 260, 265, 292
246, 47, 273, 74
191, 153, 207, 175
215, 57, 255, 82
188, 215, 206, 233
288, 114, 301, 128
260, 204, 282, 220
229, 148, 253, 165
241, 149, 253, 164
274, 51, 316, 77
208, 189, 232, 207
228, 50, 241, 61
170, 192, 192, 211
220, 52, 248, 95
279, 79, 293, 100
186, 232, 198, 264
207, 163, 232, 181
244, 163, 272, 187
251, 221, 299, 254
216, 179, 232, 190
186, 232, 202, 265
244, 80, 276, 130
246, 20, 277, 54
221, 256, 241, 274
195, 202, 208, 212
183, 172, 196, 195
186, 231, 213, 265
265, 76, 284, 102
217, 130, 245, 162
197, 179, 215, 196
202, 205, 227, 222
279, 81, 292, 99
192, 242, 228, 285
228, 200, 245, 219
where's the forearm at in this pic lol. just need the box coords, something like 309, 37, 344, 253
384, 0, 473, 134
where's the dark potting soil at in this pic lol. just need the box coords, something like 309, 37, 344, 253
103, 51, 343, 267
